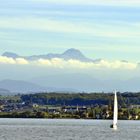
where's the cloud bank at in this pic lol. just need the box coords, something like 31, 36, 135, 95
0, 56, 137, 70
0, 56, 29, 65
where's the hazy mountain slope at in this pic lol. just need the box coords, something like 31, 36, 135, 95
30, 73, 106, 92
2, 52, 19, 58
30, 74, 140, 92
0, 79, 46, 93
0, 88, 11, 95
1, 76, 140, 93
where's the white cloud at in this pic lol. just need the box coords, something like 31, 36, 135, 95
97, 60, 137, 69
0, 56, 137, 70
28, 59, 138, 70
16, 58, 29, 65
0, 56, 29, 65
0, 56, 16, 64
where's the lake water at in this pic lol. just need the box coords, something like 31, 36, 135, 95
0, 119, 139, 140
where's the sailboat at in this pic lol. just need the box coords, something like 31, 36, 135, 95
110, 90, 118, 130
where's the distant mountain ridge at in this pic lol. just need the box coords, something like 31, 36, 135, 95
1, 49, 139, 93
0, 79, 79, 94
0, 79, 46, 93
1, 75, 140, 94
2, 48, 93, 62
0, 88, 11, 95
2, 52, 19, 59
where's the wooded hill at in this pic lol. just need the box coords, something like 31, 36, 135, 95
21, 92, 140, 106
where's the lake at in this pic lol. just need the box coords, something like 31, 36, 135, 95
0, 119, 139, 140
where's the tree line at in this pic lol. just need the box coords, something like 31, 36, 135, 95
20, 92, 140, 106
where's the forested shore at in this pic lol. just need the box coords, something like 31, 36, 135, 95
0, 92, 140, 119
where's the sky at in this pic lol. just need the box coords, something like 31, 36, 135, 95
0, 0, 140, 61
1, 0, 140, 91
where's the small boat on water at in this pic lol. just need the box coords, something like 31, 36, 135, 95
110, 90, 118, 130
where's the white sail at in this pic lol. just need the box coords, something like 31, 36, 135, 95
113, 90, 118, 129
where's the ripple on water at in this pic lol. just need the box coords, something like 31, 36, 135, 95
0, 119, 139, 140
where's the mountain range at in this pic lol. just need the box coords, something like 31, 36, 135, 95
1, 74, 140, 95
0, 79, 79, 94
0, 79, 45, 94
0, 48, 140, 94
2, 48, 93, 62
0, 49, 99, 94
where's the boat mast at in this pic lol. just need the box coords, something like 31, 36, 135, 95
113, 90, 118, 128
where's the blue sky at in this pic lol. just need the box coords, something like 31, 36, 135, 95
0, 0, 140, 61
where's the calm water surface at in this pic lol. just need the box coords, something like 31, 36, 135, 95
0, 119, 139, 140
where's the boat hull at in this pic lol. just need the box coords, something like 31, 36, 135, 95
110, 124, 117, 130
